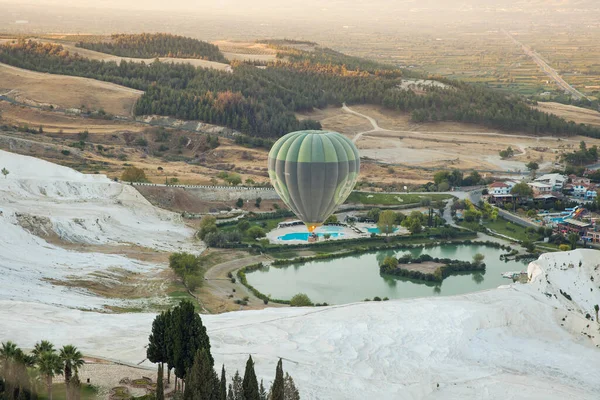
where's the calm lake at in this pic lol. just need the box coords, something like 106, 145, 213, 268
246, 244, 529, 304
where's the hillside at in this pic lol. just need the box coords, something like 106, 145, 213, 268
76, 33, 227, 62
0, 149, 198, 309
0, 62, 143, 116
2, 38, 600, 140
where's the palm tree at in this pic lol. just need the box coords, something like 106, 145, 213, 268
32, 341, 55, 361
1, 341, 20, 398
36, 351, 63, 400
59, 345, 85, 399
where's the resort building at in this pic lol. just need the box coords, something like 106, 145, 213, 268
535, 174, 567, 191
488, 182, 511, 195
528, 182, 553, 196
555, 218, 592, 236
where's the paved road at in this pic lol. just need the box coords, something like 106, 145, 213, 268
503, 30, 590, 101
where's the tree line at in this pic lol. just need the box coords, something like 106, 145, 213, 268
2, 39, 600, 139
76, 33, 227, 62
147, 300, 300, 399
1, 341, 85, 400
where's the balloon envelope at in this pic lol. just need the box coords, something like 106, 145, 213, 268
268, 130, 360, 232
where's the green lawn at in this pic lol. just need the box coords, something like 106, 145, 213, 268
38, 383, 98, 400
481, 218, 534, 242
345, 192, 453, 206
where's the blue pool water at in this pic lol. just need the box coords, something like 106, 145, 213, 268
278, 232, 344, 241
367, 227, 399, 234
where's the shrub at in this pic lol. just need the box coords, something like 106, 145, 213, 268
236, 198, 244, 208
135, 137, 148, 147
246, 226, 266, 239
290, 293, 314, 307
373, 296, 382, 301
121, 166, 148, 182
559, 244, 570, 251
61, 149, 71, 156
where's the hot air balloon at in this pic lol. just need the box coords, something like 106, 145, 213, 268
268, 130, 360, 233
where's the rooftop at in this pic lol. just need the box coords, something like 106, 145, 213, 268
561, 218, 592, 228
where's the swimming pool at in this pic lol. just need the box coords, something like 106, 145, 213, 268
277, 232, 344, 241
367, 227, 399, 234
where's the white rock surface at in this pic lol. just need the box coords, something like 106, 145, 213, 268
1, 150, 599, 399
0, 150, 200, 308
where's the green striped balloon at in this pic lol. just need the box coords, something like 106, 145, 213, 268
268, 130, 360, 232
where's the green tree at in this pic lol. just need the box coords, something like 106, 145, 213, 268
1, 168, 8, 179
255, 197, 262, 208
184, 349, 215, 400
472, 253, 485, 266
32, 340, 55, 361
246, 226, 266, 240
37, 351, 63, 400
1, 341, 20, 399
156, 363, 165, 400
147, 310, 169, 381
258, 380, 267, 400
283, 373, 300, 400
366, 208, 381, 222
231, 371, 243, 400
594, 304, 599, 322
381, 256, 398, 271
526, 161, 539, 178
242, 355, 259, 400
511, 182, 533, 206
401, 211, 424, 234
377, 210, 397, 236
568, 233, 579, 250
290, 293, 313, 307
170, 301, 213, 383
236, 198, 244, 208
270, 359, 284, 400
121, 166, 148, 182
198, 216, 218, 240
219, 365, 227, 400
324, 214, 338, 224
437, 181, 450, 192
59, 345, 84, 400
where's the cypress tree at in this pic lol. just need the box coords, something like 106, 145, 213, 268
270, 359, 284, 400
242, 356, 259, 400
219, 365, 227, 400
258, 380, 267, 400
283, 373, 300, 400
147, 312, 168, 368
156, 363, 164, 400
184, 349, 214, 400
231, 371, 243, 400
226, 384, 234, 400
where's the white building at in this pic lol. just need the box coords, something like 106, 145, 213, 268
488, 182, 511, 195
528, 181, 553, 195
534, 173, 567, 191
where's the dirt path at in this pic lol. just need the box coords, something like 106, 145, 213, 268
200, 254, 284, 313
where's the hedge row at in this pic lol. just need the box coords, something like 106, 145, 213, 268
222, 228, 477, 253
236, 263, 291, 305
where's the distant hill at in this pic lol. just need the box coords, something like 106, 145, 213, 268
77, 33, 227, 63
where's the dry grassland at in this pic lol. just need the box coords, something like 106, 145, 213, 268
534, 102, 600, 127
0, 63, 142, 116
